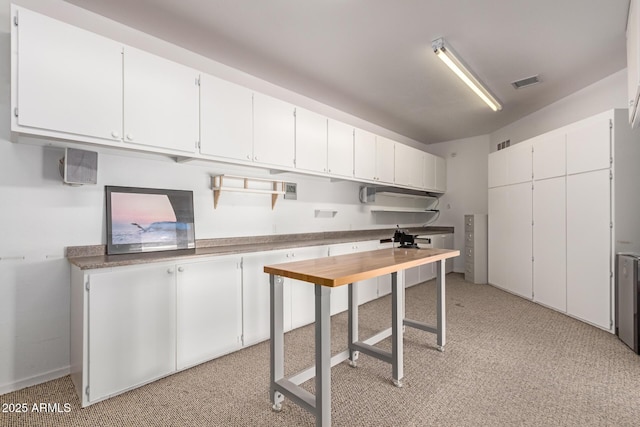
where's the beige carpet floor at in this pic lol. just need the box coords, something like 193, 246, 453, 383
2, 273, 640, 426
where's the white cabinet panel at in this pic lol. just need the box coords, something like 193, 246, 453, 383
242, 250, 293, 346
354, 129, 377, 181
253, 93, 295, 168
532, 133, 566, 180
506, 182, 533, 299
435, 155, 447, 192
566, 116, 611, 175
176, 258, 242, 370
533, 177, 566, 312
123, 47, 199, 154
506, 140, 533, 185
289, 246, 331, 329
88, 265, 176, 403
395, 144, 423, 188
199, 74, 253, 161
14, 7, 122, 142
488, 187, 508, 288
295, 108, 328, 173
424, 153, 436, 190
376, 136, 395, 183
567, 170, 611, 329
628, 0, 640, 126
488, 149, 508, 188
327, 119, 354, 177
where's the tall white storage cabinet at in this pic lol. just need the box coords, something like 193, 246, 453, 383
488, 109, 640, 331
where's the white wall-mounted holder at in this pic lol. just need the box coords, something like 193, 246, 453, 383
360, 186, 440, 214
314, 209, 338, 218
211, 174, 286, 210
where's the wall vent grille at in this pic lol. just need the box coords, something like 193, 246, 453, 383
511, 75, 541, 89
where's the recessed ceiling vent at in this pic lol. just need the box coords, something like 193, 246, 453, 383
511, 75, 541, 89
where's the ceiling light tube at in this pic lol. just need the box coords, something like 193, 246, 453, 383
432, 37, 502, 112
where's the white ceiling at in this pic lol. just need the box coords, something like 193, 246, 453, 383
63, 0, 630, 144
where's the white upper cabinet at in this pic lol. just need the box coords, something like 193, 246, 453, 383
295, 107, 328, 173
375, 136, 395, 183
488, 148, 508, 188
123, 47, 199, 154
199, 74, 253, 162
532, 132, 566, 180
506, 140, 533, 184
395, 144, 424, 188
327, 119, 354, 177
424, 153, 436, 190
354, 129, 377, 181
434, 155, 447, 192
628, 0, 640, 127
566, 116, 611, 175
13, 6, 122, 143
253, 93, 295, 168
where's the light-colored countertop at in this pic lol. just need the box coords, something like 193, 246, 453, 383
67, 226, 454, 270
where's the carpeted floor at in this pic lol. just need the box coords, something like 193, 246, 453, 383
2, 273, 640, 426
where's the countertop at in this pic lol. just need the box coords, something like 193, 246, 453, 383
67, 226, 454, 270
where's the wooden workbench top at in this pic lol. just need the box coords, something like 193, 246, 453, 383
264, 247, 460, 287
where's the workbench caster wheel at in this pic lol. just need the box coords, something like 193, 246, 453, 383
437, 345, 445, 353
349, 360, 357, 368
272, 403, 282, 412
393, 379, 403, 388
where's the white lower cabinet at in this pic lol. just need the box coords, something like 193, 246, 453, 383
72, 263, 177, 406
176, 258, 243, 370
71, 256, 242, 407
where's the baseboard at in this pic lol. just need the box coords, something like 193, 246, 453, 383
0, 366, 70, 396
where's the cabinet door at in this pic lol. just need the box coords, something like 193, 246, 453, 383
289, 246, 331, 329
628, 0, 640, 125
242, 250, 293, 346
199, 74, 253, 161
88, 264, 176, 402
253, 93, 295, 168
566, 116, 611, 175
295, 108, 328, 173
488, 149, 508, 188
395, 144, 423, 188
532, 133, 566, 180
434, 156, 447, 192
506, 140, 532, 185
354, 241, 382, 303
14, 7, 122, 142
123, 47, 199, 154
354, 129, 377, 181
533, 177, 566, 312
488, 187, 509, 288
176, 258, 242, 370
505, 182, 533, 299
567, 170, 611, 329
424, 153, 436, 190
376, 136, 395, 183
327, 119, 354, 177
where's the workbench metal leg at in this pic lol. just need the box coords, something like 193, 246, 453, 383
391, 272, 403, 387
270, 274, 285, 411
315, 285, 331, 427
347, 282, 359, 367
436, 260, 446, 352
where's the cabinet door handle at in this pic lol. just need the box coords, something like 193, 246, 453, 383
126, 134, 134, 141
167, 268, 174, 274
178, 266, 184, 272
111, 131, 120, 139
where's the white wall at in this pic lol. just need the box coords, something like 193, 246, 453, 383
0, 0, 432, 393
490, 69, 628, 150
427, 135, 490, 273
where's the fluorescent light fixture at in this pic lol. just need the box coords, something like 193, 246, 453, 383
432, 37, 502, 111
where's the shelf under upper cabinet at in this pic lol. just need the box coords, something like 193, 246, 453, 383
211, 174, 285, 210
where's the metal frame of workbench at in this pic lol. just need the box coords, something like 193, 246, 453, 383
269, 259, 446, 427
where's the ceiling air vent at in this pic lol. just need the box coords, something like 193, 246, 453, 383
511, 75, 541, 89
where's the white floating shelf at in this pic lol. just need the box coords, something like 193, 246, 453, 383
211, 174, 286, 210
371, 208, 439, 213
